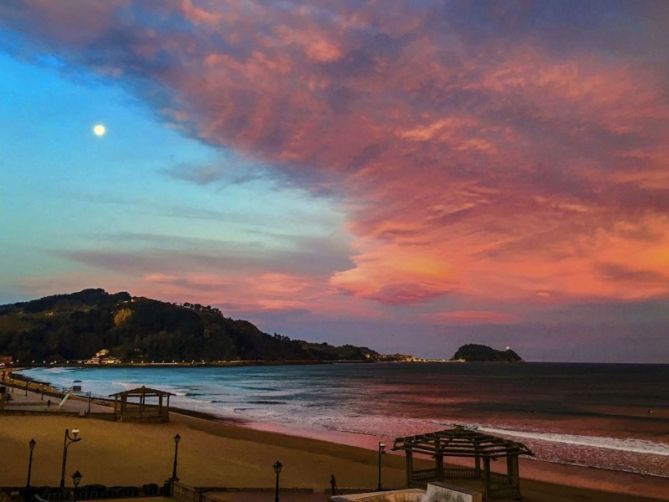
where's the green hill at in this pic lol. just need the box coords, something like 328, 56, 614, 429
0, 288, 379, 364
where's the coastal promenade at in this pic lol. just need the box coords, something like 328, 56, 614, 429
0, 385, 112, 415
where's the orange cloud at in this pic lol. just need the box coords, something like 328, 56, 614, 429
5, 0, 669, 313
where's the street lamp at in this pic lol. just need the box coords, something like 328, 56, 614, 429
72, 470, 82, 502
273, 460, 283, 502
26, 439, 36, 488
377, 442, 386, 491
171, 434, 181, 482
59, 429, 81, 489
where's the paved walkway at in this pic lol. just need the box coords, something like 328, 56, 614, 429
1, 381, 113, 414
206, 493, 329, 502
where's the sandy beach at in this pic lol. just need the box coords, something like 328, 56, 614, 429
1, 407, 668, 501
2, 374, 669, 501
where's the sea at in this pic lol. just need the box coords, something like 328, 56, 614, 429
21, 362, 669, 478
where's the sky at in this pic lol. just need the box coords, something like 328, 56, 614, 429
1, 1, 668, 363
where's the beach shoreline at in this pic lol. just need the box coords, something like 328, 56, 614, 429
1, 407, 668, 501
14, 364, 669, 469
2, 373, 669, 500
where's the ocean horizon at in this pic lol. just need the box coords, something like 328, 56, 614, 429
22, 362, 669, 479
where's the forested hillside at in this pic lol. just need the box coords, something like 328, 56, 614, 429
0, 289, 378, 363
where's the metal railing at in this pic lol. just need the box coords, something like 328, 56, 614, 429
16, 482, 169, 501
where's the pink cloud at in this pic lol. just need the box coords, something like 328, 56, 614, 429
3, 0, 669, 312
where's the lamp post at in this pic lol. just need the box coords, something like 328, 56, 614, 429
72, 470, 82, 502
377, 442, 386, 491
171, 434, 181, 482
26, 439, 36, 488
59, 429, 81, 489
273, 460, 282, 502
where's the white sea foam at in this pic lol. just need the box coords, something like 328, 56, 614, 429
43, 367, 70, 374
19, 364, 669, 478
476, 426, 669, 457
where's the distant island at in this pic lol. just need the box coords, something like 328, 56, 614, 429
0, 288, 396, 365
451, 344, 523, 362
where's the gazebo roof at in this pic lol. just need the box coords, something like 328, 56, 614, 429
109, 385, 175, 398
392, 426, 533, 459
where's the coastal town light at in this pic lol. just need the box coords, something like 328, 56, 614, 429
377, 442, 386, 491
26, 439, 36, 488
171, 433, 181, 482
273, 460, 283, 502
59, 429, 82, 489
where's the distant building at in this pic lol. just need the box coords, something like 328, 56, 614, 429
85, 349, 121, 365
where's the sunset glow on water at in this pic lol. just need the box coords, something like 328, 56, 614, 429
23, 363, 669, 477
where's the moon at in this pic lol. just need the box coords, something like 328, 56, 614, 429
93, 124, 107, 137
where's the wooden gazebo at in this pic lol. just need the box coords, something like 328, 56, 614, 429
393, 426, 533, 500
109, 386, 174, 423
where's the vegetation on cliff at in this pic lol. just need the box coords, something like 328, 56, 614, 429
451, 344, 523, 362
0, 289, 379, 363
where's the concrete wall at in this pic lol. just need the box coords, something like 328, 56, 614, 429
423, 482, 482, 502
330, 489, 425, 502
330, 483, 482, 502
172, 482, 203, 502
172, 482, 315, 502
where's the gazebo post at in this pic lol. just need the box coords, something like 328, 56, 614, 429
434, 437, 444, 481
435, 454, 444, 481
404, 447, 413, 487
509, 454, 520, 495
506, 454, 513, 485
482, 456, 491, 499
474, 439, 481, 479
